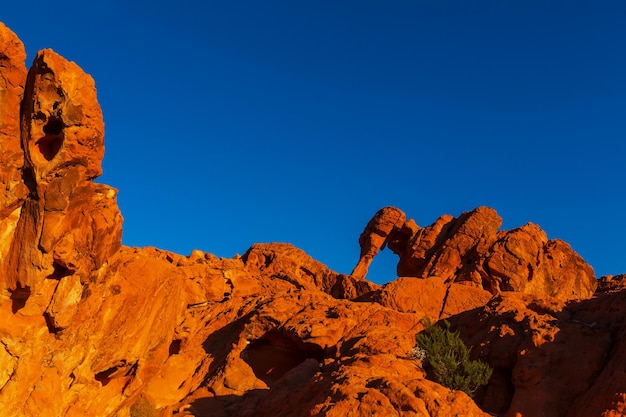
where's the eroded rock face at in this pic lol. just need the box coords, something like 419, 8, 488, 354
0, 23, 28, 210
448, 289, 626, 417
0, 39, 122, 298
0, 22, 622, 417
595, 273, 626, 294
351, 206, 406, 280
0, 23, 29, 300
243, 242, 379, 299
355, 206, 597, 300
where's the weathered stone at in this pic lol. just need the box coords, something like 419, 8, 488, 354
354, 206, 597, 300
0, 23, 28, 298
596, 274, 626, 294
351, 206, 406, 280
1, 44, 121, 295
449, 290, 626, 417
244, 242, 379, 299
22, 49, 104, 183
395, 206, 502, 284
0, 22, 623, 417
0, 22, 28, 216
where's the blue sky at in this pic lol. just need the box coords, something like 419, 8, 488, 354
4, 2, 626, 283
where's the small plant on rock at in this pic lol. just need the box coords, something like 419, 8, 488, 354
415, 318, 492, 398
410, 345, 429, 362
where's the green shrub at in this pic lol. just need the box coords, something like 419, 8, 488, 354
416, 318, 492, 398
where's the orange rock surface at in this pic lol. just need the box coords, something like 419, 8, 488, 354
361, 205, 597, 300
0, 23, 624, 417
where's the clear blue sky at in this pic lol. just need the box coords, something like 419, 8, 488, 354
4, 2, 626, 283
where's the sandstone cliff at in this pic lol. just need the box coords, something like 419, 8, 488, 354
1, 23, 624, 417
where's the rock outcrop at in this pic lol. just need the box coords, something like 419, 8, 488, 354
0, 23, 624, 417
351, 206, 406, 280
449, 285, 626, 417
355, 206, 597, 300
0, 23, 28, 215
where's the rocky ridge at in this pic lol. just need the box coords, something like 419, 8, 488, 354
1, 23, 625, 417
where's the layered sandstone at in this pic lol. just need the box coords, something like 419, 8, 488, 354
0, 23, 624, 417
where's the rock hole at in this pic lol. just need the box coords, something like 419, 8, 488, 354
9, 284, 30, 313
48, 262, 72, 280
326, 308, 339, 319
36, 135, 64, 161
36, 117, 64, 161
94, 368, 115, 386
43, 117, 64, 134
365, 378, 384, 389
478, 366, 514, 414
241, 329, 324, 387
94, 361, 127, 386
363, 244, 399, 283
221, 278, 234, 302
21, 167, 38, 198
169, 339, 182, 356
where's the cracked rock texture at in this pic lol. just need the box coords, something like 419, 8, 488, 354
0, 23, 624, 417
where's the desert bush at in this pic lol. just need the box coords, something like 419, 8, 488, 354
416, 318, 492, 397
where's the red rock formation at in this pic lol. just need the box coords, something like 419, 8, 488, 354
362, 276, 492, 320
356, 206, 597, 300
351, 206, 406, 280
243, 242, 379, 299
448, 288, 626, 417
0, 22, 623, 417
596, 273, 626, 293
0, 24, 493, 417
0, 22, 29, 301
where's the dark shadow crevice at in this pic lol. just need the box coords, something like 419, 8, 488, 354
169, 339, 182, 356
47, 261, 72, 280
94, 360, 137, 386
241, 329, 324, 387
43, 116, 64, 135
36, 129, 64, 162
43, 312, 62, 334
9, 284, 30, 313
